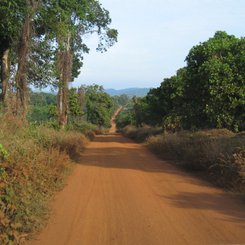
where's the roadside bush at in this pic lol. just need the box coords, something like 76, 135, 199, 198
28, 126, 88, 157
122, 125, 162, 142
146, 129, 245, 191
116, 108, 134, 129
0, 115, 88, 244
122, 125, 138, 139
65, 122, 110, 139
208, 148, 245, 190
162, 114, 182, 132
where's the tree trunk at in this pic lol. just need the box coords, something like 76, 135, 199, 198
0, 48, 10, 109
15, 15, 31, 120
58, 79, 68, 129
57, 33, 73, 129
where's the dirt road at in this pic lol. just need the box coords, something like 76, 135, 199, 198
27, 131, 245, 244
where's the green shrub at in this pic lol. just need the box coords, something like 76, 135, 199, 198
65, 122, 107, 139
0, 144, 9, 161
116, 108, 134, 129
29, 126, 88, 156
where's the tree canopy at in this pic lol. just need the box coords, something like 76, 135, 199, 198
0, 0, 118, 127
118, 31, 244, 132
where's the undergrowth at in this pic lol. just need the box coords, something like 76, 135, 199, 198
146, 129, 245, 192
41, 120, 109, 140
0, 115, 88, 244
122, 125, 244, 193
122, 125, 162, 142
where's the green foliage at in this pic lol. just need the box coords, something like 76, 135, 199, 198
133, 31, 245, 132
28, 105, 56, 123
120, 70, 187, 129
30, 92, 56, 107
28, 92, 57, 123
39, 0, 118, 84
28, 86, 120, 130
0, 144, 9, 161
113, 94, 129, 107
0, 0, 118, 127
184, 31, 245, 131
0, 0, 27, 50
83, 85, 115, 128
162, 114, 182, 132
69, 88, 83, 121
28, 38, 57, 88
116, 107, 135, 129
64, 122, 98, 140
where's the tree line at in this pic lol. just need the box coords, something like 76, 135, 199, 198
29, 85, 129, 128
118, 32, 245, 132
0, 0, 118, 128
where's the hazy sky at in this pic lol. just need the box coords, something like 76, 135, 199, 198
73, 0, 245, 89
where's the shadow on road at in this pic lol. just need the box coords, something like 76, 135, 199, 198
159, 191, 245, 225
75, 133, 245, 226
76, 134, 211, 184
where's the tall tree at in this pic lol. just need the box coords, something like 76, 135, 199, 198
185, 31, 245, 130
41, 0, 117, 128
83, 84, 114, 128
0, 0, 117, 125
0, 0, 27, 109
139, 31, 244, 132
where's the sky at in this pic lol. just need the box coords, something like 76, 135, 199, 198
73, 0, 245, 90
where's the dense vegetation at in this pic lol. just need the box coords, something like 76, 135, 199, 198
118, 32, 244, 132
29, 86, 129, 129
117, 32, 245, 193
0, 116, 89, 244
0, 1, 119, 243
0, 84, 128, 243
146, 130, 244, 190
0, 0, 118, 127
1, 1, 244, 242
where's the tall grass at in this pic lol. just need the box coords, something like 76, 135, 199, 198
0, 115, 88, 244
146, 129, 245, 191
122, 125, 162, 142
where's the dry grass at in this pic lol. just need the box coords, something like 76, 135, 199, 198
0, 115, 88, 244
146, 129, 245, 192
29, 126, 88, 157
64, 122, 109, 140
122, 125, 162, 142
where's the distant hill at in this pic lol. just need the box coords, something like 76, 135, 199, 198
105, 88, 151, 97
